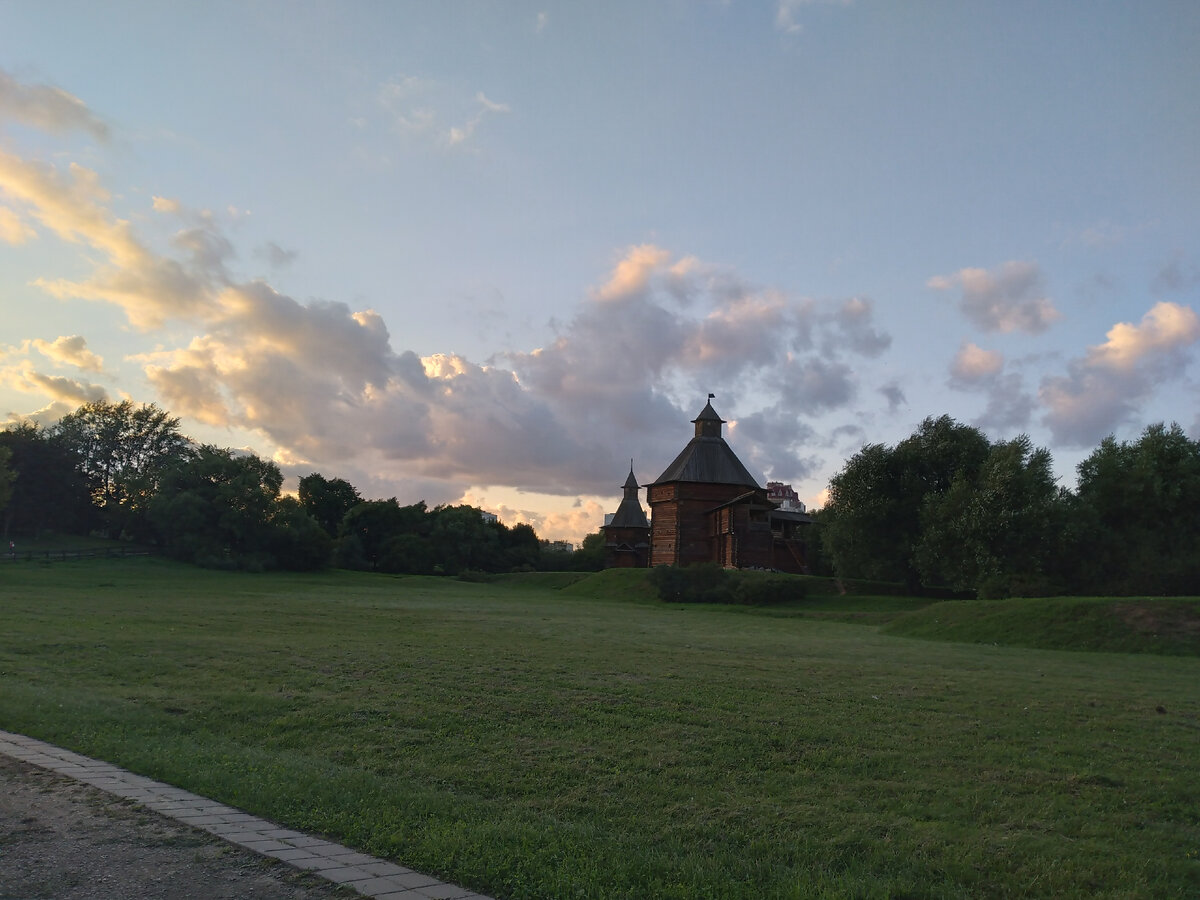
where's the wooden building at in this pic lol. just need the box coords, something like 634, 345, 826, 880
600, 464, 651, 568
640, 399, 813, 572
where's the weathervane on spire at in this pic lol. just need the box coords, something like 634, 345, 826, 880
708, 392, 715, 399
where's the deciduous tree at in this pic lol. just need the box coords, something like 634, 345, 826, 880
53, 400, 190, 538
0, 424, 93, 538
822, 416, 990, 589
1074, 423, 1200, 594
298, 473, 362, 537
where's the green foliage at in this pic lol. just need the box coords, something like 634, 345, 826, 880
0, 423, 94, 537
52, 400, 190, 539
268, 496, 333, 571
648, 564, 808, 605
0, 445, 13, 520
339, 499, 429, 571
428, 504, 497, 574
564, 531, 606, 572
823, 416, 1075, 597
731, 572, 808, 605
298, 472, 362, 537
649, 562, 732, 602
822, 416, 991, 590
148, 445, 325, 570
915, 435, 1068, 598
1073, 423, 1200, 595
336, 500, 545, 576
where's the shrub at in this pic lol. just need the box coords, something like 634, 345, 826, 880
732, 574, 807, 605
649, 564, 733, 603
649, 565, 808, 605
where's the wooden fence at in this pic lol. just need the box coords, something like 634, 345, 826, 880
1, 547, 152, 563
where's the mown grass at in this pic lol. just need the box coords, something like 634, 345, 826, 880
1, 558, 1197, 898
884, 596, 1200, 656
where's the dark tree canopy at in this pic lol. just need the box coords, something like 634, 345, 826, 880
915, 436, 1067, 598
822, 416, 1069, 598
823, 416, 991, 589
148, 445, 327, 570
298, 473, 362, 537
1073, 423, 1200, 595
53, 400, 190, 538
0, 423, 93, 538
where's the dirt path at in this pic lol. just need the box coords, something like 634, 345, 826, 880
0, 755, 353, 900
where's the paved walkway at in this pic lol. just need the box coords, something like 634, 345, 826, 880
0, 730, 494, 900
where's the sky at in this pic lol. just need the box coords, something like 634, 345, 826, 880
1, 1, 1198, 543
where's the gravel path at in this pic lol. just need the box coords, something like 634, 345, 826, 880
0, 754, 354, 900
0, 733, 492, 900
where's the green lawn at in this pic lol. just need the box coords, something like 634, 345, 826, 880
1, 559, 1197, 898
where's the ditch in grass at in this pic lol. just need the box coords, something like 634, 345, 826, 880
1, 558, 1197, 898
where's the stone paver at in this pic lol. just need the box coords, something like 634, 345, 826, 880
0, 729, 494, 900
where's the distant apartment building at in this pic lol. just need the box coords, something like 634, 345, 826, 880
767, 481, 806, 513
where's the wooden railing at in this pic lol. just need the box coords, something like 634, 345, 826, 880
1, 547, 152, 563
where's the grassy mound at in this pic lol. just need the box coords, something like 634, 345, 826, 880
883, 596, 1200, 656
557, 567, 659, 601
488, 571, 593, 590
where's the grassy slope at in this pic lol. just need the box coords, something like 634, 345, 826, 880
1, 559, 1197, 898
884, 597, 1200, 656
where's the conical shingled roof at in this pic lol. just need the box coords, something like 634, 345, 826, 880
650, 401, 761, 488
607, 464, 650, 528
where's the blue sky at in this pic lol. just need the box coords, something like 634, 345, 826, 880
1, 1, 1197, 540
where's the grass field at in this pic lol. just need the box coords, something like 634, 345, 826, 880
1, 559, 1197, 898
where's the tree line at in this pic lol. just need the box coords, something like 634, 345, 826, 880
818, 415, 1200, 598
0, 400, 604, 573
4, 401, 1195, 594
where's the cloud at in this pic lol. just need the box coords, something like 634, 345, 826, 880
152, 195, 181, 214
0, 366, 108, 410
731, 404, 821, 484
447, 93, 511, 146
535, 12, 549, 34
974, 373, 1036, 433
1151, 252, 1200, 296
928, 260, 1061, 334
775, 0, 852, 34
2, 70, 893, 520
825, 296, 890, 357
776, 357, 855, 412
0, 150, 217, 329
946, 341, 1034, 433
0, 67, 108, 139
0, 205, 35, 243
377, 75, 437, 134
502, 244, 890, 487
32, 335, 104, 372
256, 241, 298, 268
377, 76, 510, 149
1040, 302, 1200, 446
1084, 301, 1200, 372
1078, 219, 1126, 247
878, 382, 905, 412
949, 341, 1003, 385
593, 244, 675, 302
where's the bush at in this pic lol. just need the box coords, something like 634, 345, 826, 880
732, 574, 807, 605
648, 563, 729, 603
649, 565, 808, 605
